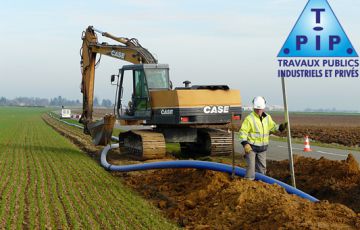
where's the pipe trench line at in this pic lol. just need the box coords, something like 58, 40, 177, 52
48, 112, 319, 202
101, 144, 319, 203
48, 112, 119, 142
48, 113, 83, 129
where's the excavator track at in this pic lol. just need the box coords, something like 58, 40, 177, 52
203, 129, 233, 156
119, 130, 166, 160
181, 128, 233, 157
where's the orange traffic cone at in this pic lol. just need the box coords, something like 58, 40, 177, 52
303, 135, 312, 152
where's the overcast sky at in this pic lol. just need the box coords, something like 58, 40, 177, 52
0, 0, 359, 111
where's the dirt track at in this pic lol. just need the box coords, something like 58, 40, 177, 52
43, 114, 360, 229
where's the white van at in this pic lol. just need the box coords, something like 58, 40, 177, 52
60, 108, 71, 119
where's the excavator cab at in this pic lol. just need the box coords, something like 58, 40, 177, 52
116, 64, 170, 122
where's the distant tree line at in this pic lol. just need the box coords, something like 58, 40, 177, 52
50, 96, 81, 107
0, 96, 113, 108
303, 108, 359, 113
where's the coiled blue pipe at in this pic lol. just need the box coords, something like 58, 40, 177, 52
101, 144, 319, 202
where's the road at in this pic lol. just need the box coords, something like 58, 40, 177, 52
235, 139, 360, 162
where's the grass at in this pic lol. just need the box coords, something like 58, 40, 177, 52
0, 107, 177, 229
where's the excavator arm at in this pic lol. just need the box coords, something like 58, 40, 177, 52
80, 26, 157, 143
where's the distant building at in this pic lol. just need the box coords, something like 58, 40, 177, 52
60, 108, 71, 119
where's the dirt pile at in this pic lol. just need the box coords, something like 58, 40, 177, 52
268, 154, 360, 213
122, 169, 360, 229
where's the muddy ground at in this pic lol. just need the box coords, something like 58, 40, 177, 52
267, 154, 360, 213
43, 114, 360, 229
121, 168, 360, 229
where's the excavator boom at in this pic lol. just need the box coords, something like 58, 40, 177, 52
80, 26, 157, 143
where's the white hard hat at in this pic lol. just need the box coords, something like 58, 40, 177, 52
253, 96, 266, 109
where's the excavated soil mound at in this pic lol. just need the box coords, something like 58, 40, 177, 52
268, 154, 360, 213
122, 169, 360, 229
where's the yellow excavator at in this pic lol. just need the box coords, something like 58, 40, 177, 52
80, 26, 242, 160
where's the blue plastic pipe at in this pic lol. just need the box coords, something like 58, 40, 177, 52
49, 112, 318, 202
101, 144, 319, 202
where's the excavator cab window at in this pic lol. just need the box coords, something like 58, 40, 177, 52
133, 70, 150, 111
117, 65, 169, 119
144, 69, 170, 90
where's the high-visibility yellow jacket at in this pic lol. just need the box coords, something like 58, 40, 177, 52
239, 111, 279, 147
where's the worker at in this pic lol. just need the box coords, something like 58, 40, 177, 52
239, 96, 287, 180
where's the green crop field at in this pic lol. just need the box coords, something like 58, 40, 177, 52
0, 107, 176, 229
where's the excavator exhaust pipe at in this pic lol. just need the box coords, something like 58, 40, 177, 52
88, 114, 116, 145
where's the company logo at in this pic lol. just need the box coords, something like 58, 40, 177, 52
277, 0, 359, 78
111, 50, 125, 59
160, 109, 173, 115
203, 106, 229, 114
278, 0, 358, 57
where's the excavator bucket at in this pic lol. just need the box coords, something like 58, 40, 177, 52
88, 114, 116, 146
